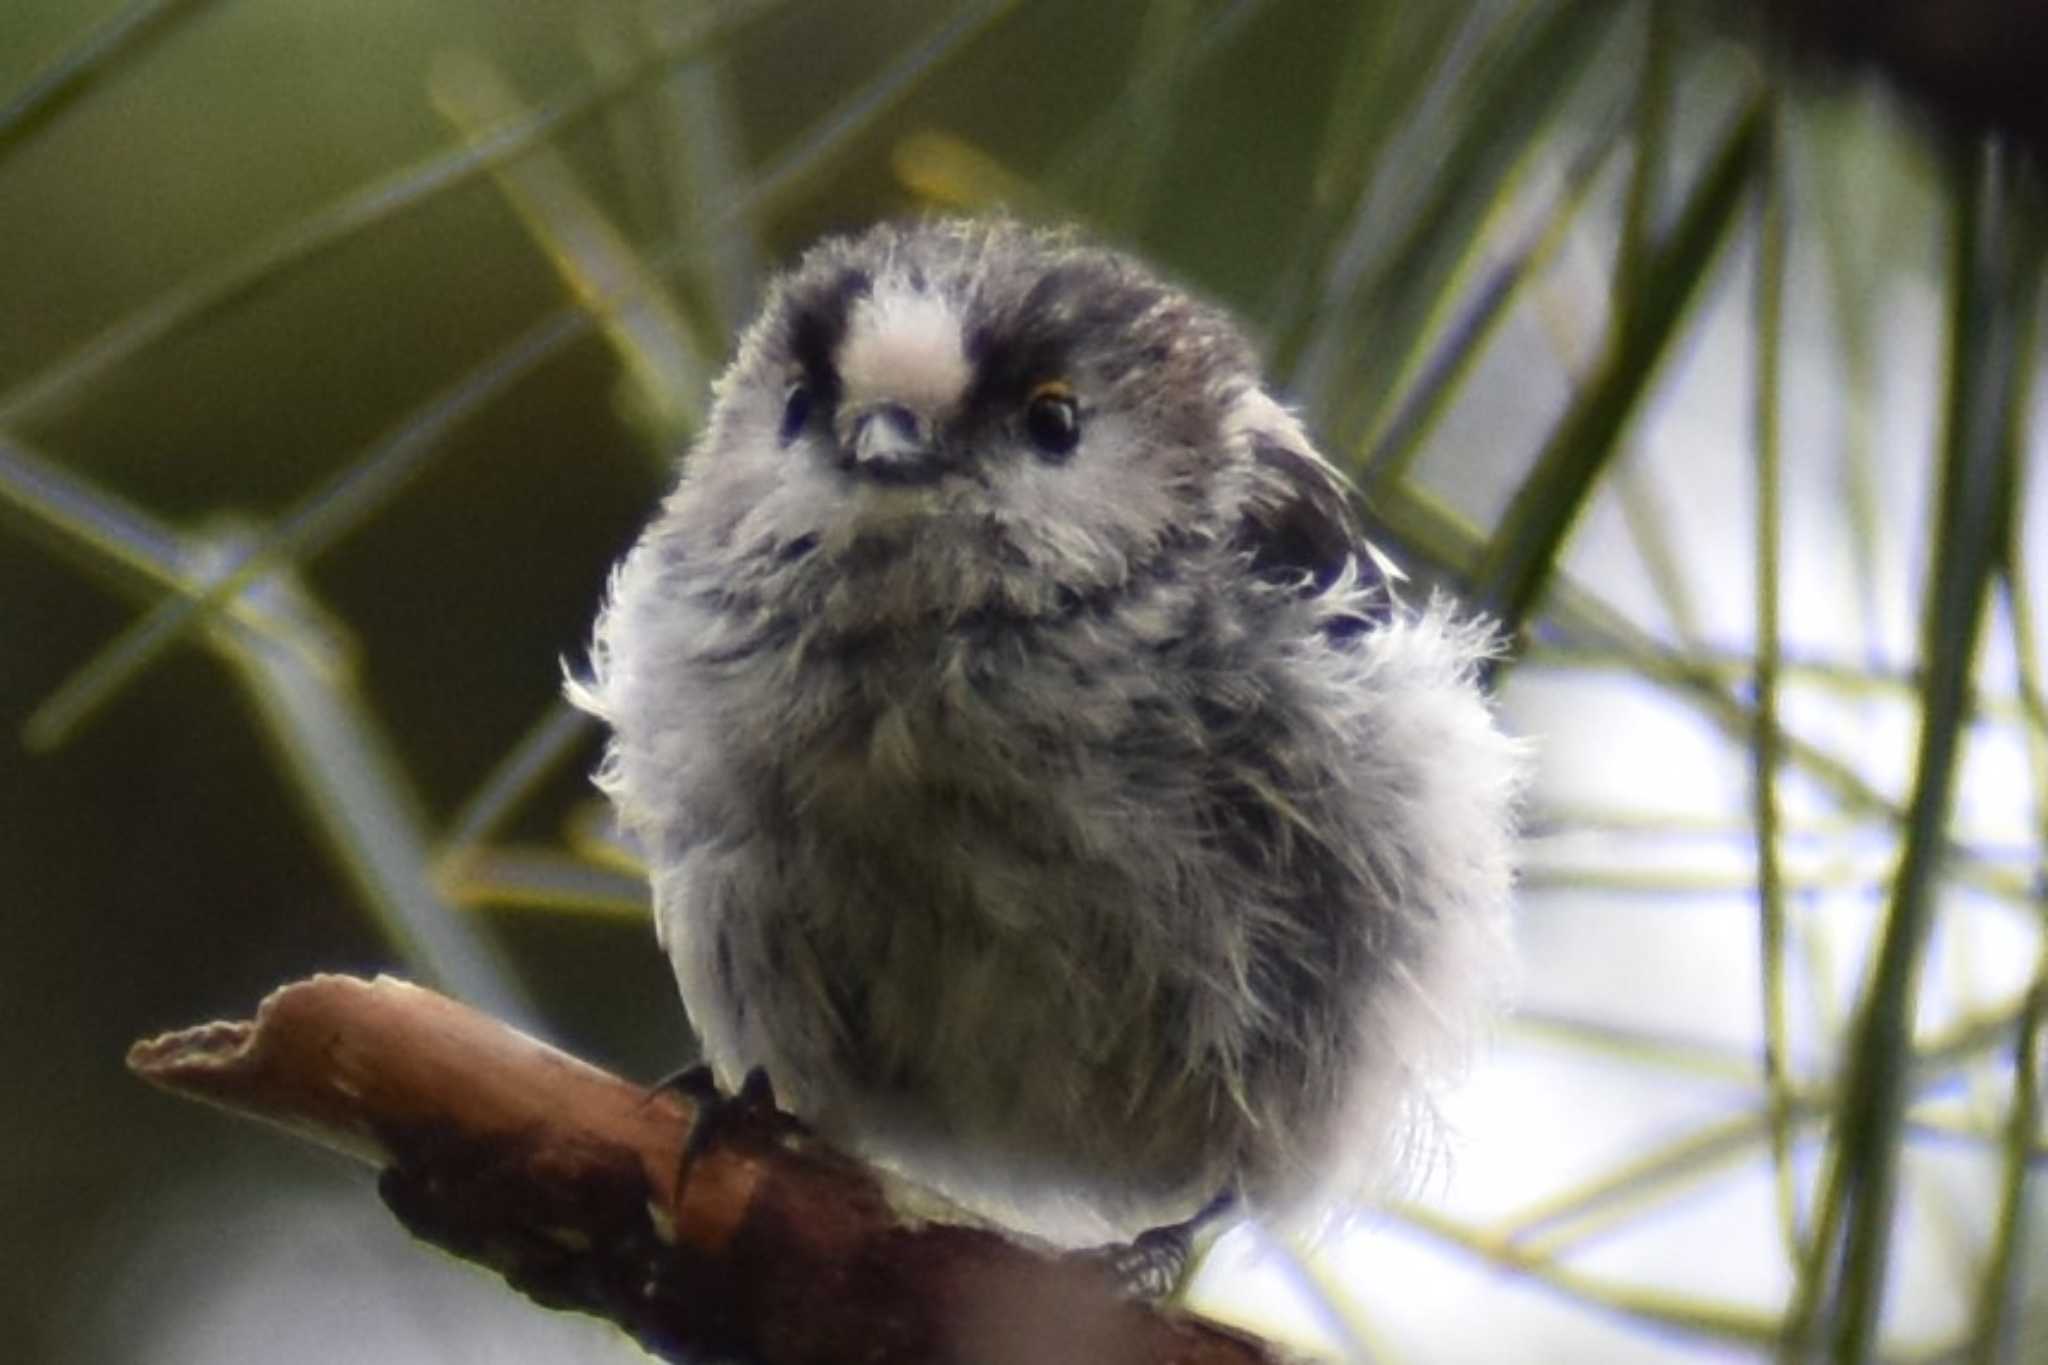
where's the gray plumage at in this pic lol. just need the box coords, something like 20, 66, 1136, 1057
571, 218, 1523, 1243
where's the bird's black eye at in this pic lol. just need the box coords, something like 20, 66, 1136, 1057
1024, 381, 1081, 459
779, 383, 813, 445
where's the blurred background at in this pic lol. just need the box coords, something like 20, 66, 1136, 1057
3, 1, 2043, 1361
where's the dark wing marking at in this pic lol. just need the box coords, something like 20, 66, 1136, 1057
1237, 434, 1392, 640
1240, 435, 1364, 590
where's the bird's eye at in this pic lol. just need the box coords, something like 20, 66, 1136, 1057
779, 383, 813, 445
1024, 381, 1081, 459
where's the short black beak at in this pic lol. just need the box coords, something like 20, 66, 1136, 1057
846, 401, 936, 473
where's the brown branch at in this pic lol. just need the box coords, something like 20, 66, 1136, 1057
126, 974, 1283, 1365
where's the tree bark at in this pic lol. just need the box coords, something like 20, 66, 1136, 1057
126, 974, 1282, 1365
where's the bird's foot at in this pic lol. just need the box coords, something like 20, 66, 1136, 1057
1071, 1190, 1238, 1300
645, 1063, 803, 1188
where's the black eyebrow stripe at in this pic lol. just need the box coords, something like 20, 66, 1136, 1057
786, 267, 873, 397
963, 262, 1086, 403
967, 327, 1071, 409
966, 263, 1176, 409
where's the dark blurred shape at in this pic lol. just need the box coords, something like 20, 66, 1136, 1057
1749, 0, 2048, 158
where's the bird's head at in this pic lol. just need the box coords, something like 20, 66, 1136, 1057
653, 219, 1368, 628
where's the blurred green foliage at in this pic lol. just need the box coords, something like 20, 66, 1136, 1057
2, 2, 2042, 1362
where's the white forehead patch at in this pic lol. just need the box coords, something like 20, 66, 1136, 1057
836, 285, 971, 414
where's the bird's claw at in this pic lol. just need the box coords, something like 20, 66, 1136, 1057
647, 1063, 801, 1189
1070, 1190, 1237, 1300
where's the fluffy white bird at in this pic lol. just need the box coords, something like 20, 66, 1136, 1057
573, 218, 1523, 1250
